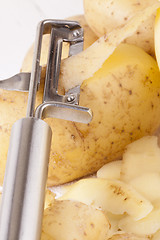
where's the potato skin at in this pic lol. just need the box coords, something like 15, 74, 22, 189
1, 44, 160, 186
83, 0, 157, 56
42, 200, 110, 240
47, 44, 160, 186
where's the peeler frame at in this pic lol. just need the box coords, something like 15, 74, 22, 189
0, 19, 92, 240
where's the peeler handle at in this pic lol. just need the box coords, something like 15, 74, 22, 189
0, 117, 52, 240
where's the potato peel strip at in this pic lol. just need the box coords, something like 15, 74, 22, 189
60, 2, 160, 91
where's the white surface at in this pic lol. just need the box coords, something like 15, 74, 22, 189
0, 0, 84, 78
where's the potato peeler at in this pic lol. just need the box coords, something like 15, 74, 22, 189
0, 19, 92, 240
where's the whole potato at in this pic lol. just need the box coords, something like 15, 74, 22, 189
47, 43, 160, 186
83, 0, 158, 56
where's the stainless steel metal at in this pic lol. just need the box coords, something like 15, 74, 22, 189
26, 19, 85, 118
0, 72, 31, 91
32, 20, 92, 123
0, 118, 52, 240
0, 19, 92, 123
35, 101, 92, 122
65, 86, 80, 105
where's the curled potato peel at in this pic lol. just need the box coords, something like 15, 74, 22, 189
59, 178, 153, 221
83, 0, 158, 56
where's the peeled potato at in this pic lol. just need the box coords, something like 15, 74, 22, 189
59, 178, 153, 220
83, 0, 158, 56
42, 200, 110, 240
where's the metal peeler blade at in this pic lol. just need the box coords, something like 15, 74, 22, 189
0, 19, 92, 240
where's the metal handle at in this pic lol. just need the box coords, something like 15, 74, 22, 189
0, 118, 52, 240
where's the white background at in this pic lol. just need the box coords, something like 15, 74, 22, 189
0, 0, 84, 78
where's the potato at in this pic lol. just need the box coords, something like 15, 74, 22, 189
41, 232, 53, 240
60, 3, 160, 91
42, 200, 110, 240
48, 43, 160, 186
1, 43, 160, 187
152, 230, 160, 240
120, 136, 160, 182
118, 205, 160, 235
83, 0, 158, 56
108, 233, 149, 240
59, 178, 153, 220
44, 189, 55, 209
155, 8, 160, 70
97, 160, 122, 180
104, 212, 124, 236
21, 15, 98, 73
